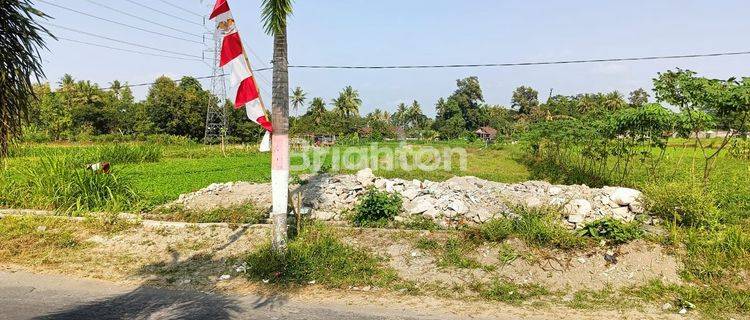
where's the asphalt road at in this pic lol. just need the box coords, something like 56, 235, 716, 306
0, 271, 430, 320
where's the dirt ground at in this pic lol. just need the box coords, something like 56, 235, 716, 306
0, 215, 691, 319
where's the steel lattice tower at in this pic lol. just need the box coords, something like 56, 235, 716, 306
203, 26, 228, 142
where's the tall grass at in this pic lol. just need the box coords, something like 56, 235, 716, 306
96, 144, 162, 164
3, 155, 139, 213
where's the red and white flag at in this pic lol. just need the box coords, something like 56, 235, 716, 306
210, 0, 273, 140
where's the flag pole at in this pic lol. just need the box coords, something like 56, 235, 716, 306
242, 52, 270, 117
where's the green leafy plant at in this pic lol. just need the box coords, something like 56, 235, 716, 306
351, 188, 403, 227
578, 218, 643, 245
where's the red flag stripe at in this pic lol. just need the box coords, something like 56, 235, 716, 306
256, 115, 273, 132
209, 0, 230, 20
235, 77, 260, 108
220, 32, 243, 67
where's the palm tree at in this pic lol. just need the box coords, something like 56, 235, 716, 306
1, 1, 52, 157
393, 103, 408, 127
261, 0, 294, 252
333, 86, 361, 117
290, 86, 306, 117
109, 80, 123, 99
308, 97, 326, 124
604, 91, 626, 111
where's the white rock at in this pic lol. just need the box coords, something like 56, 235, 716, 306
611, 206, 631, 220
524, 197, 543, 208
402, 189, 420, 200
448, 200, 469, 214
609, 188, 642, 206
422, 208, 440, 220
409, 198, 435, 215
412, 179, 422, 188
374, 178, 387, 189
219, 274, 231, 280
662, 303, 672, 310
549, 197, 566, 206
313, 211, 337, 221
565, 199, 592, 223
472, 208, 495, 223
356, 168, 376, 186
548, 186, 562, 195
629, 201, 645, 214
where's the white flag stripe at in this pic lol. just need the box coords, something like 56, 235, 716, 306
245, 98, 265, 120
225, 56, 251, 87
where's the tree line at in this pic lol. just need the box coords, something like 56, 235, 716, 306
21, 71, 748, 147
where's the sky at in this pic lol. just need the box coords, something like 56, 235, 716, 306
38, 0, 750, 117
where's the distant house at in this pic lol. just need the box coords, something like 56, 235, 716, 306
475, 126, 498, 142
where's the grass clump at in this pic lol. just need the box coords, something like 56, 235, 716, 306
680, 225, 750, 282
577, 218, 643, 245
645, 181, 722, 228
414, 236, 484, 269
150, 203, 267, 224
351, 188, 402, 227
477, 207, 590, 250
629, 279, 750, 318
244, 224, 399, 288
476, 279, 549, 304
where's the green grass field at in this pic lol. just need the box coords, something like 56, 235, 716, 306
0, 141, 530, 210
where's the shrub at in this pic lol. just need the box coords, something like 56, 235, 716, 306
578, 218, 643, 245
351, 188, 402, 227
644, 182, 722, 228
244, 224, 398, 288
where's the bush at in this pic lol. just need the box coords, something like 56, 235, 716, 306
645, 182, 722, 228
578, 218, 643, 245
96, 144, 163, 164
351, 188, 403, 227
244, 224, 398, 288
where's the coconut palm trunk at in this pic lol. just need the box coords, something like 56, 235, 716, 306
261, 0, 293, 252
271, 27, 290, 252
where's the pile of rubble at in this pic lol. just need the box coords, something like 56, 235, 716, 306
300, 168, 653, 228
169, 168, 654, 228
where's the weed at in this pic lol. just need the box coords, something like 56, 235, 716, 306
578, 218, 643, 245
351, 188, 402, 227
438, 237, 482, 268
497, 243, 519, 265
